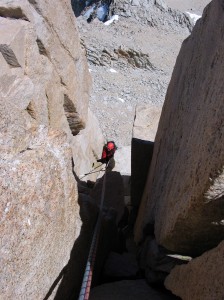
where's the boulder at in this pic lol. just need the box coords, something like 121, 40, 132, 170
134, 0, 224, 255
132, 104, 162, 142
138, 237, 190, 285
165, 241, 224, 300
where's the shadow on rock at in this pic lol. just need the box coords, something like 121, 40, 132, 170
90, 170, 125, 225
43, 193, 99, 300
44, 169, 125, 299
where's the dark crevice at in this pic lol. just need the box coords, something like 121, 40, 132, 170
36, 38, 48, 56
27, 0, 42, 15
63, 95, 85, 136
45, 93, 51, 124
0, 45, 21, 68
60, 77, 67, 86
0, 6, 29, 20
26, 101, 37, 120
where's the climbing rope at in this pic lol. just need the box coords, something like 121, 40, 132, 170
78, 161, 109, 300
79, 163, 104, 180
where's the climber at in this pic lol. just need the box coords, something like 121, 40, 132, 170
97, 141, 117, 164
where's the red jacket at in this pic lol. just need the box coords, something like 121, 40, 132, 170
98, 141, 116, 163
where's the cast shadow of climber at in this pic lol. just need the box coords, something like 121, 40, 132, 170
54, 193, 100, 300
89, 166, 125, 226
43, 166, 125, 299
43, 191, 99, 300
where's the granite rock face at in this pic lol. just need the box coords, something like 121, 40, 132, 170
135, 0, 224, 255
0, 0, 104, 176
72, 108, 104, 180
165, 241, 224, 300
0, 0, 103, 298
0, 127, 82, 299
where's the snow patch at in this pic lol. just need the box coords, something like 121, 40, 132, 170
118, 97, 125, 103
104, 15, 119, 26
186, 12, 201, 24
109, 68, 118, 73
83, 5, 96, 19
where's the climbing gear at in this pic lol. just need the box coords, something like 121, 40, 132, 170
79, 164, 104, 180
80, 168, 105, 179
78, 161, 109, 300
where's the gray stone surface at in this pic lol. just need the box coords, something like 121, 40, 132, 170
0, 127, 82, 300
135, 0, 224, 255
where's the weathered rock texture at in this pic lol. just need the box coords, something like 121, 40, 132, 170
0, 127, 81, 299
0, 0, 103, 298
135, 0, 224, 255
111, 0, 193, 31
85, 45, 156, 70
0, 0, 104, 176
165, 241, 224, 300
72, 108, 104, 180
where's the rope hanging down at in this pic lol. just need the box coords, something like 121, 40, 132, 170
80, 163, 104, 180
78, 162, 109, 300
